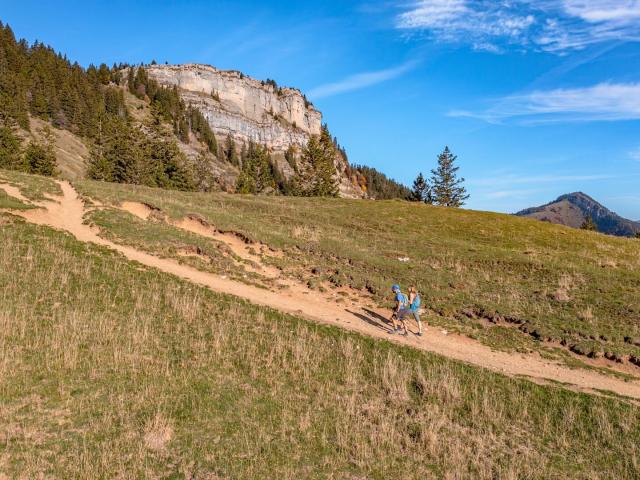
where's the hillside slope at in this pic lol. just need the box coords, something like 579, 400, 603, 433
1, 171, 640, 479
516, 192, 640, 237
0, 23, 373, 197
52, 176, 640, 374
141, 63, 362, 198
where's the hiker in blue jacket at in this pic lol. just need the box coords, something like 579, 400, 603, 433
407, 286, 423, 336
389, 284, 409, 335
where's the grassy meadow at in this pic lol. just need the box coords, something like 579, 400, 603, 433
74, 179, 640, 366
1, 206, 640, 479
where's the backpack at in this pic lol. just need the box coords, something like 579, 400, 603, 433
412, 294, 421, 310
400, 293, 409, 308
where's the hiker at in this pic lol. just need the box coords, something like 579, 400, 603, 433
407, 286, 423, 336
389, 284, 409, 335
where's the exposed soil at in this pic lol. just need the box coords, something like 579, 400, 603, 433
463, 308, 640, 376
3, 180, 640, 401
119, 201, 281, 279
0, 184, 30, 203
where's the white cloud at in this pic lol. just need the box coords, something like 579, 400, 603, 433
396, 0, 640, 53
307, 60, 418, 99
630, 147, 640, 161
485, 189, 540, 199
563, 0, 640, 22
449, 82, 640, 123
469, 173, 616, 187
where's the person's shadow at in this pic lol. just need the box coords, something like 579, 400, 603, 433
345, 307, 393, 333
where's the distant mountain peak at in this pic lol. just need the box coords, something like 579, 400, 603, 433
516, 193, 640, 237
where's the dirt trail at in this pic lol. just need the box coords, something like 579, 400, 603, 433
3, 180, 640, 401
0, 184, 30, 203
120, 201, 281, 279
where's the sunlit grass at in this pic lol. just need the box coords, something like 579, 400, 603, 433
74, 178, 640, 362
1, 213, 639, 479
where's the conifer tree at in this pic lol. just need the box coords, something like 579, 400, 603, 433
411, 172, 431, 203
316, 126, 339, 197
23, 126, 57, 176
236, 143, 275, 194
192, 153, 218, 192
429, 146, 469, 207
0, 123, 23, 171
299, 125, 338, 197
225, 135, 238, 165
581, 216, 597, 231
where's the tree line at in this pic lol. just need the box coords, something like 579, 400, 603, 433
0, 21, 345, 196
0, 21, 467, 203
235, 124, 339, 197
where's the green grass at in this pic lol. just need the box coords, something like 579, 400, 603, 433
0, 189, 31, 210
74, 179, 640, 363
1, 212, 640, 479
86, 207, 267, 286
0, 169, 61, 201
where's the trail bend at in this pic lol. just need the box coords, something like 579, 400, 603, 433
3, 180, 640, 401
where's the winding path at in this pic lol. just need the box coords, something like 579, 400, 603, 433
4, 180, 640, 401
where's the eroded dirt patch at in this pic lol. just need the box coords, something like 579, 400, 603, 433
0, 183, 31, 203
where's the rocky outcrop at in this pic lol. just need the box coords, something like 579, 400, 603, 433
146, 64, 321, 152
145, 63, 363, 198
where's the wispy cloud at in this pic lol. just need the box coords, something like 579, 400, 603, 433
630, 147, 640, 161
485, 189, 540, 199
449, 82, 640, 123
307, 60, 418, 99
469, 173, 617, 187
396, 0, 640, 53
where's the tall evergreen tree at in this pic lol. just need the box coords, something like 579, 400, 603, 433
429, 146, 469, 207
236, 143, 275, 194
315, 126, 339, 197
298, 125, 338, 197
0, 124, 23, 171
23, 126, 57, 176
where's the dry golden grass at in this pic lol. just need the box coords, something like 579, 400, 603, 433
72, 178, 640, 364
1, 213, 639, 479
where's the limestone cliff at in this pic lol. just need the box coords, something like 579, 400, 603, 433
146, 64, 320, 152
145, 64, 362, 197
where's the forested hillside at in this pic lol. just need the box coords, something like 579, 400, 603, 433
0, 21, 409, 199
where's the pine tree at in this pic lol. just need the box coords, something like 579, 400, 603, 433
0, 124, 24, 171
429, 146, 469, 207
411, 172, 431, 203
192, 153, 218, 192
298, 125, 338, 197
143, 124, 195, 191
235, 143, 275, 194
581, 216, 597, 231
315, 126, 339, 197
225, 135, 238, 165
25, 125, 57, 176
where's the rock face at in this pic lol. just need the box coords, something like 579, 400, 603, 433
146, 64, 321, 152
145, 64, 363, 198
516, 192, 640, 237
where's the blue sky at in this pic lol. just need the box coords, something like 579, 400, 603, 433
2, 0, 639, 218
